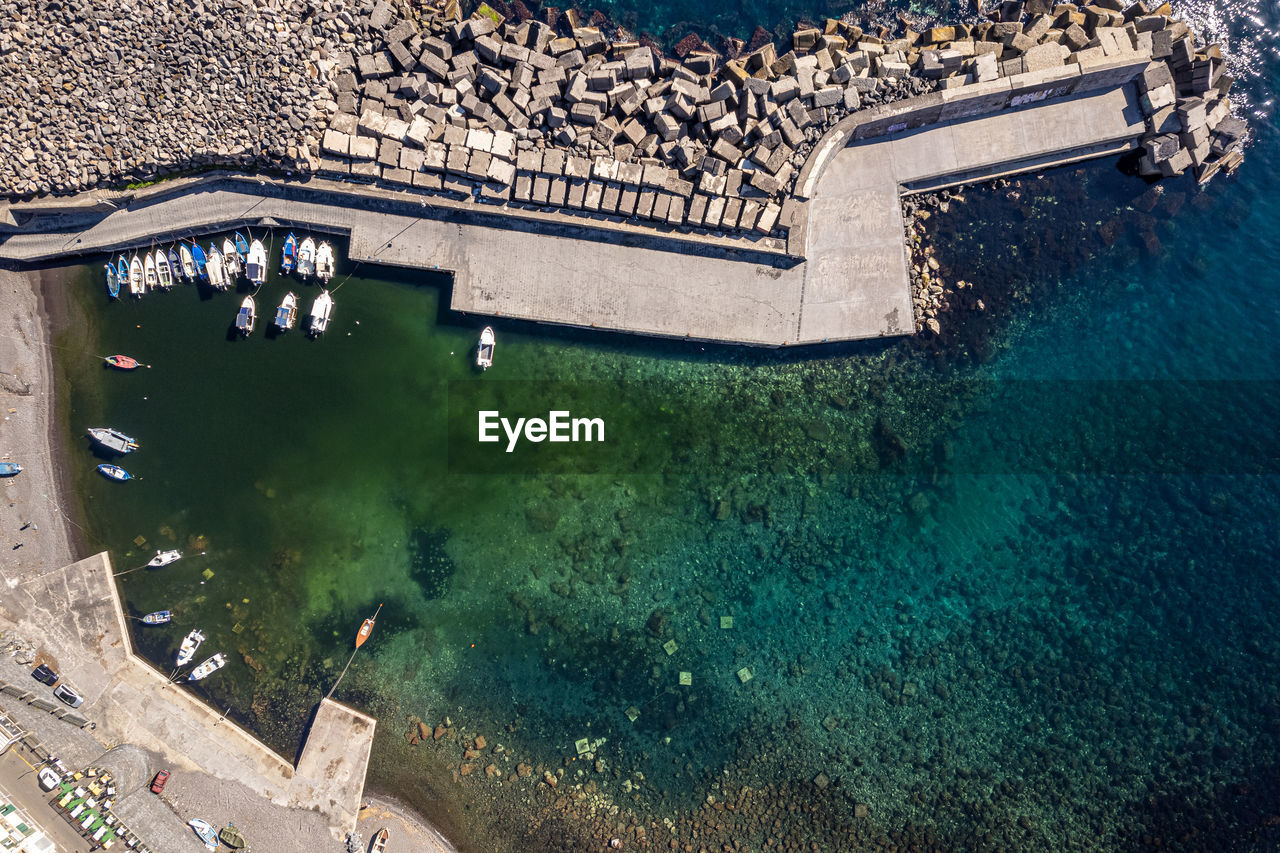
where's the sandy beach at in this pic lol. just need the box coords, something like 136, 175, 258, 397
0, 267, 76, 574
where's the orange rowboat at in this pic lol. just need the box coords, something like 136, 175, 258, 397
355, 603, 383, 649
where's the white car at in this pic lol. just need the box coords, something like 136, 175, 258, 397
37, 767, 61, 791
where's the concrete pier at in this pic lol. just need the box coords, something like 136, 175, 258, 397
1, 79, 1144, 346
0, 552, 374, 839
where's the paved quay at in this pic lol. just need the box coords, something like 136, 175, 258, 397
0, 79, 1143, 347
0, 552, 375, 848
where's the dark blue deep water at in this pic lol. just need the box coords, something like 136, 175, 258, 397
52, 1, 1280, 851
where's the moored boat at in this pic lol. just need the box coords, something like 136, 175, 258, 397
281, 232, 297, 273
141, 610, 171, 625
189, 653, 227, 682
105, 263, 119, 299
191, 243, 209, 281
0, 462, 21, 477
104, 354, 139, 370
188, 818, 219, 849
154, 250, 173, 289
315, 241, 335, 283
308, 290, 333, 337
222, 238, 242, 281
234, 231, 250, 260
356, 603, 382, 649
129, 255, 144, 297
476, 326, 495, 370
274, 292, 298, 331
246, 239, 268, 286
206, 245, 227, 290
176, 629, 205, 667
116, 258, 129, 290
147, 549, 181, 568
235, 295, 256, 336
96, 464, 132, 482
296, 237, 316, 278
87, 427, 138, 454
143, 252, 158, 292
179, 244, 196, 280
168, 247, 183, 281
371, 828, 389, 853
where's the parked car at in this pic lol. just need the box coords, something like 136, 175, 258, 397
31, 664, 57, 686
52, 683, 83, 708
150, 769, 170, 794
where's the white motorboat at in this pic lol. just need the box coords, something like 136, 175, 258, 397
222, 238, 241, 281
176, 629, 205, 667
147, 549, 181, 568
274, 292, 298, 331
236, 295, 256, 336
206, 245, 226, 290
246, 240, 267, 286
296, 237, 316, 278
128, 255, 144, 296
189, 653, 227, 682
476, 326, 495, 370
143, 252, 157, 292
154, 250, 173, 289
315, 241, 335, 283
179, 244, 196, 280
308, 290, 333, 337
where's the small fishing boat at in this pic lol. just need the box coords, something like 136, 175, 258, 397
222, 238, 242, 281
206, 245, 226, 290
168, 247, 183, 281
154, 250, 173, 289
281, 232, 297, 273
104, 354, 139, 370
176, 629, 205, 667
234, 231, 250, 261
219, 824, 247, 850
246, 239, 267, 286
105, 263, 119, 299
0, 462, 21, 477
188, 818, 219, 850
96, 464, 132, 482
189, 653, 227, 682
316, 241, 335, 283
116, 258, 129, 290
191, 243, 209, 281
141, 610, 171, 625
356, 603, 383, 649
147, 549, 181, 568
236, 295, 256, 336
296, 237, 316, 278
476, 326, 495, 370
87, 427, 138, 454
128, 255, 144, 297
370, 828, 389, 853
274, 292, 298, 331
179, 244, 196, 280
143, 252, 158, 292
308, 290, 333, 337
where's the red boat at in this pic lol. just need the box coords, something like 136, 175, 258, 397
105, 354, 139, 370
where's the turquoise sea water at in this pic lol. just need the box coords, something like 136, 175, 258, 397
48, 1, 1280, 850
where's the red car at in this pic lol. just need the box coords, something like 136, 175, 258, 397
150, 770, 170, 794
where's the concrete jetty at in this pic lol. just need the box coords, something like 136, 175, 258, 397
0, 1, 1247, 345
0, 552, 374, 840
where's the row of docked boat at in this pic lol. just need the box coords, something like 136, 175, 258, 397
235, 288, 334, 337
105, 232, 336, 298
138, 617, 226, 682
280, 233, 336, 281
